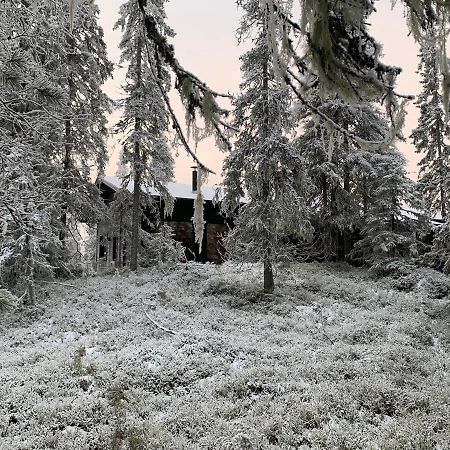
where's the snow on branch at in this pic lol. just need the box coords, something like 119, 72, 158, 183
259, 0, 418, 144
137, 0, 234, 152
142, 39, 216, 175
140, 299, 177, 335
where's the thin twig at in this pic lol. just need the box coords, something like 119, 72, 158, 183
141, 300, 177, 335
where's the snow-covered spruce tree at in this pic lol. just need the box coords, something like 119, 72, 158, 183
26, 0, 113, 270
222, 0, 312, 294
352, 146, 424, 267
295, 94, 390, 261
295, 92, 424, 264
114, 0, 174, 271
0, 1, 66, 303
57, 1, 113, 254
410, 28, 450, 272
411, 27, 450, 220
0, 145, 62, 304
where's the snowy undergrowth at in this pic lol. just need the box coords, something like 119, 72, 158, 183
1, 262, 449, 449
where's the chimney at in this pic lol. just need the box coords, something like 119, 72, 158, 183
191, 166, 198, 192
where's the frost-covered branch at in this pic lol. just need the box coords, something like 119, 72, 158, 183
141, 299, 177, 335
137, 0, 234, 151
143, 37, 216, 175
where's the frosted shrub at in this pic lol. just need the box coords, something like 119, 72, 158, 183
369, 258, 417, 278
202, 277, 265, 305
2, 262, 450, 449
0, 288, 17, 313
139, 225, 186, 266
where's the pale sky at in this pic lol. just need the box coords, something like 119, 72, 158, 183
97, 0, 422, 186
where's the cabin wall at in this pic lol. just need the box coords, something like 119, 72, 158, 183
206, 223, 227, 263
96, 183, 230, 267
96, 222, 124, 272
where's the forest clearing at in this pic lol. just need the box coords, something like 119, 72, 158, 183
3, 0, 450, 447
1, 262, 449, 449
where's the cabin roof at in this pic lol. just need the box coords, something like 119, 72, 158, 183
101, 176, 219, 201
401, 206, 444, 227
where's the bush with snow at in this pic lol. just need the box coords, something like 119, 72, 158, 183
0, 288, 17, 314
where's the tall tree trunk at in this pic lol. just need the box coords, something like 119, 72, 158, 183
436, 118, 447, 219
130, 158, 141, 271
130, 37, 143, 272
362, 176, 369, 217
61, 34, 75, 251
118, 212, 124, 268
261, 56, 274, 294
25, 234, 35, 305
343, 164, 351, 260
61, 116, 71, 235
322, 174, 328, 209
390, 195, 396, 258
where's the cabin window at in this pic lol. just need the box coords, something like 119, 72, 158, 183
99, 237, 106, 259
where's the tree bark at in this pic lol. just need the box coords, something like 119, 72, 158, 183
25, 234, 35, 305
261, 56, 274, 294
436, 118, 447, 219
130, 37, 143, 272
118, 212, 124, 268
343, 164, 351, 259
61, 34, 75, 250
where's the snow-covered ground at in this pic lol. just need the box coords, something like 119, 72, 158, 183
1, 262, 450, 449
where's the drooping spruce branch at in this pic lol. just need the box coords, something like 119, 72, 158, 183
253, 0, 419, 145
142, 38, 216, 175
137, 0, 234, 152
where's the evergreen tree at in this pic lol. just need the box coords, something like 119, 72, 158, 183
411, 29, 450, 220
295, 95, 387, 260
222, 0, 312, 293
296, 92, 422, 264
0, 1, 65, 302
24, 0, 114, 270
410, 28, 450, 273
56, 1, 113, 247
0, 0, 114, 299
114, 0, 174, 271
352, 147, 423, 265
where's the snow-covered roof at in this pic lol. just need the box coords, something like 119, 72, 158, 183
401, 206, 444, 227
101, 176, 219, 201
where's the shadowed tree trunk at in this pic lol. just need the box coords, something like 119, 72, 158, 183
130, 36, 143, 272
343, 163, 351, 259
262, 57, 274, 294
60, 34, 75, 249
436, 118, 447, 220
24, 234, 35, 305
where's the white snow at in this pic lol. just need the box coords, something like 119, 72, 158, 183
1, 262, 450, 449
101, 175, 219, 202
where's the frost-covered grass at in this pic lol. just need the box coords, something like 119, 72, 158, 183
1, 262, 450, 449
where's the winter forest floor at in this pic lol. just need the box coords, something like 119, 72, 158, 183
1, 263, 450, 450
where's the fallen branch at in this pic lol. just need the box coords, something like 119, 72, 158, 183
39, 280, 77, 288
141, 300, 177, 335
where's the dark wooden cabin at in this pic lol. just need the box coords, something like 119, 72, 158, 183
96, 170, 229, 270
